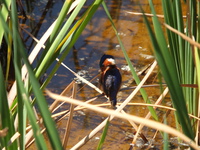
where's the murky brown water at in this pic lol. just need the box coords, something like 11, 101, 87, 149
23, 0, 188, 149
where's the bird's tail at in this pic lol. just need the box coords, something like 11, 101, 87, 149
109, 93, 117, 107
110, 99, 117, 107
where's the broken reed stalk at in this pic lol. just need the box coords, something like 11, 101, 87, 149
145, 109, 172, 150
25, 81, 75, 148
120, 110, 148, 143
49, 80, 75, 112
54, 96, 100, 122
2, 132, 20, 149
126, 11, 164, 18
62, 82, 77, 148
126, 11, 187, 19
164, 23, 200, 49
25, 128, 46, 148
25, 80, 96, 148
131, 87, 169, 145
52, 102, 176, 123
70, 60, 157, 149
24, 81, 74, 148
46, 91, 198, 149
56, 58, 102, 94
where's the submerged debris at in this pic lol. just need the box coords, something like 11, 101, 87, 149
74, 70, 91, 84
129, 139, 155, 149
121, 65, 131, 72
140, 53, 154, 59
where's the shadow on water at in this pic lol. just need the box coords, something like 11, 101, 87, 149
16, 0, 183, 149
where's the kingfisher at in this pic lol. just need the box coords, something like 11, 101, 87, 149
99, 54, 122, 107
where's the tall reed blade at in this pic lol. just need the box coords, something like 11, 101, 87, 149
141, 0, 194, 140
97, 119, 110, 150
0, 0, 11, 43
10, 0, 63, 149
0, 65, 17, 149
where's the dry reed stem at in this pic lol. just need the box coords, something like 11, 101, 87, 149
62, 83, 77, 148
25, 81, 75, 148
2, 132, 20, 150
126, 11, 187, 19
147, 129, 159, 149
50, 80, 75, 112
122, 61, 153, 88
24, 81, 74, 147
56, 58, 103, 94
25, 82, 96, 148
164, 23, 200, 49
132, 87, 169, 144
25, 81, 99, 148
146, 109, 172, 150
54, 94, 100, 122
46, 90, 198, 149
51, 102, 176, 122
196, 92, 200, 145
194, 45, 200, 145
120, 110, 148, 143
126, 11, 164, 18
25, 128, 47, 148
66, 60, 157, 149
121, 84, 167, 91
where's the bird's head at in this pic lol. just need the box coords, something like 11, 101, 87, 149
99, 54, 114, 68
103, 58, 116, 67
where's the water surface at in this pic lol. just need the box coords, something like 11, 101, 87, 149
22, 0, 177, 149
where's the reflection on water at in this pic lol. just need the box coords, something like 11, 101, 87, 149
22, 0, 177, 149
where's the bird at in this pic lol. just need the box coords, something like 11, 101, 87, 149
99, 54, 114, 71
99, 54, 122, 107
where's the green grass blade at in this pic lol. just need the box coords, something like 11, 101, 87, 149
11, 1, 48, 149
37, 0, 73, 66
47, 0, 73, 44
0, 0, 11, 42
14, 67, 48, 150
5, 19, 12, 82
143, 0, 194, 140
0, 65, 17, 149
16, 38, 63, 150
11, 0, 62, 149
97, 119, 110, 150
10, 2, 25, 149
163, 116, 169, 150
184, 1, 197, 115
162, 0, 197, 125
162, 0, 184, 80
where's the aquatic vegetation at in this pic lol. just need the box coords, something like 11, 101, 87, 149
0, 0, 199, 149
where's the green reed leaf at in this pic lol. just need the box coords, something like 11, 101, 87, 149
0, 65, 17, 150
142, 0, 194, 140
97, 119, 110, 150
